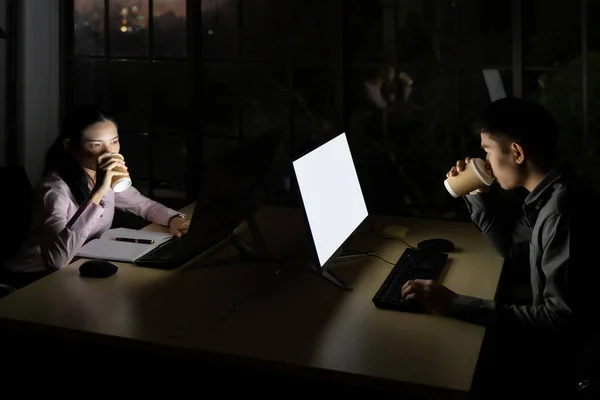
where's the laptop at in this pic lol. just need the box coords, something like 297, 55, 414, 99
134, 131, 284, 270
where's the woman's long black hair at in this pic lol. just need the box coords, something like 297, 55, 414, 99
44, 105, 116, 205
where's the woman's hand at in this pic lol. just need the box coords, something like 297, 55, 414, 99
169, 215, 190, 238
90, 153, 128, 204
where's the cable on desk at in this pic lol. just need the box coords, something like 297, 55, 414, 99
343, 250, 395, 266
367, 253, 395, 265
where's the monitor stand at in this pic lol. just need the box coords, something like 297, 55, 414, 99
307, 262, 353, 291
304, 246, 353, 291
233, 217, 353, 291
231, 214, 271, 262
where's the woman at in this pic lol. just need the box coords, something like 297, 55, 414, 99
3, 105, 190, 282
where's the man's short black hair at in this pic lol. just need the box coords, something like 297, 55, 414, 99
474, 97, 560, 162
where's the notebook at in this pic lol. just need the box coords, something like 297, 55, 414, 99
76, 228, 174, 263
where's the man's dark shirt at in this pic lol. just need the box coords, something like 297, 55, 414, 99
449, 165, 600, 339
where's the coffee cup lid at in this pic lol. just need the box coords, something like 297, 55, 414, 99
470, 158, 494, 186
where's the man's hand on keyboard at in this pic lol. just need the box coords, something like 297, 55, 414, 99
401, 279, 457, 315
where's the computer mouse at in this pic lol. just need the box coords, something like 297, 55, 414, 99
79, 259, 118, 278
416, 238, 455, 253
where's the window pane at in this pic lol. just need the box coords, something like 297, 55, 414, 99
201, 0, 238, 59
201, 137, 240, 166
74, 0, 105, 55
241, 0, 290, 60
345, 0, 385, 62
242, 64, 290, 138
118, 132, 150, 181
293, 68, 335, 144
152, 133, 187, 184
589, 1, 600, 160
109, 0, 149, 57
108, 60, 150, 131
203, 63, 239, 137
523, 0, 580, 67
154, 0, 186, 58
460, 68, 513, 154
151, 61, 193, 132
293, 0, 337, 64
69, 58, 108, 108
527, 67, 583, 160
471, 0, 512, 66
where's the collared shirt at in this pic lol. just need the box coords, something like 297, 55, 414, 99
4, 172, 180, 273
449, 166, 600, 335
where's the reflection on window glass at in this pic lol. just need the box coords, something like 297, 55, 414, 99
242, 64, 289, 138
293, 68, 334, 143
154, 0, 186, 57
202, 0, 239, 59
203, 64, 239, 137
109, 0, 149, 57
74, 0, 105, 55
70, 58, 108, 108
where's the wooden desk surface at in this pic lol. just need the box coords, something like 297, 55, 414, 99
0, 206, 503, 395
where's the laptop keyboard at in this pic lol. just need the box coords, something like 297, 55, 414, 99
139, 236, 184, 261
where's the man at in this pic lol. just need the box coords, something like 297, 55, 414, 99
401, 97, 599, 396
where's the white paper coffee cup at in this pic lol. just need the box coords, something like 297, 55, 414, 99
444, 158, 494, 198
110, 153, 132, 193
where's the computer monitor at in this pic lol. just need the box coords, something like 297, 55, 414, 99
292, 132, 369, 289
194, 130, 287, 258
135, 131, 285, 269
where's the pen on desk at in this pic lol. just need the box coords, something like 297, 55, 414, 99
113, 237, 155, 245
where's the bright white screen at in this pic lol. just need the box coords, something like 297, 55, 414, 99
292, 133, 368, 267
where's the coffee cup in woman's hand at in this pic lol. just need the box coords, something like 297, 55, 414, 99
107, 153, 132, 192
94, 152, 131, 195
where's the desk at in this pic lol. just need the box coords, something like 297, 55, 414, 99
0, 206, 503, 397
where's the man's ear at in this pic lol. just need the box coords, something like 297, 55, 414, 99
63, 138, 70, 149
510, 142, 525, 165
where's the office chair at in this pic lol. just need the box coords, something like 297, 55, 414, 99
576, 331, 600, 399
578, 379, 600, 398
0, 165, 33, 292
0, 284, 16, 299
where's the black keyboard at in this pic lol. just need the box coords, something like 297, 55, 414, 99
135, 236, 187, 269
372, 247, 448, 313
141, 238, 182, 260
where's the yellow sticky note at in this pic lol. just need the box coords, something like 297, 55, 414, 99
381, 225, 410, 239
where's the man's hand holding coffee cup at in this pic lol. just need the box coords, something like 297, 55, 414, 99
443, 157, 495, 198
446, 157, 489, 195
91, 153, 130, 204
